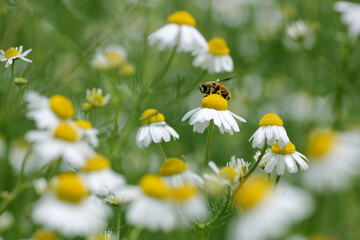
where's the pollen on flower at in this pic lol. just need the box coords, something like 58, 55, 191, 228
140, 174, 171, 199
271, 141, 296, 155
49, 95, 75, 119
34, 230, 57, 240
82, 154, 111, 172
75, 120, 93, 129
55, 173, 88, 203
159, 158, 187, 176
219, 167, 237, 183
4, 48, 20, 58
167, 11, 196, 26
201, 94, 228, 110
171, 185, 197, 202
208, 38, 230, 55
307, 130, 335, 158
259, 113, 283, 126
54, 123, 78, 142
140, 109, 165, 124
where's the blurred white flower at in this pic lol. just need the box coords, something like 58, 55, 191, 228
86, 88, 110, 108
334, 1, 360, 37
0, 211, 14, 232
74, 120, 99, 148
91, 45, 127, 71
284, 20, 316, 50
0, 46, 32, 68
148, 11, 207, 52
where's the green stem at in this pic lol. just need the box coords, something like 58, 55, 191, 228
8, 62, 15, 105
206, 187, 232, 227
275, 175, 281, 185
150, 46, 177, 87
114, 105, 120, 133
240, 144, 268, 186
158, 143, 167, 161
129, 227, 142, 240
117, 207, 121, 240
204, 120, 215, 166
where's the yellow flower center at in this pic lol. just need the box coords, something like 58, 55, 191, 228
219, 167, 237, 183
55, 172, 88, 203
208, 38, 230, 55
89, 93, 104, 106
201, 94, 228, 110
258, 113, 283, 126
54, 123, 78, 142
235, 176, 272, 210
121, 63, 135, 76
140, 108, 165, 124
4, 48, 20, 58
92, 234, 111, 240
240, 166, 247, 176
307, 130, 335, 158
49, 95, 75, 119
171, 185, 197, 202
159, 158, 187, 176
308, 235, 335, 240
82, 154, 111, 172
271, 141, 296, 155
75, 120, 93, 129
106, 52, 123, 68
140, 174, 170, 199
167, 11, 196, 26
34, 230, 57, 240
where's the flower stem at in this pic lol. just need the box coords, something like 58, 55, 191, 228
204, 120, 214, 166
8, 62, 15, 105
206, 187, 232, 227
275, 175, 281, 185
158, 142, 167, 161
151, 46, 177, 87
240, 144, 268, 186
117, 206, 121, 240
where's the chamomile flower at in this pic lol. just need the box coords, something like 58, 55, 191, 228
26, 122, 94, 168
86, 88, 111, 108
81, 153, 125, 196
136, 109, 179, 148
14, 77, 28, 86
334, 1, 360, 37
148, 11, 207, 52
159, 158, 203, 188
25, 91, 75, 129
229, 176, 313, 240
32, 173, 111, 237
74, 120, 99, 147
285, 20, 316, 49
0, 46, 32, 68
249, 113, 290, 149
91, 45, 127, 71
301, 129, 360, 192
193, 37, 233, 73
260, 141, 309, 175
182, 94, 246, 135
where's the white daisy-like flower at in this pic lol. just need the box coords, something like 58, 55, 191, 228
182, 94, 246, 135
301, 129, 360, 192
91, 45, 127, 71
80, 153, 125, 196
136, 109, 179, 148
148, 11, 207, 53
32, 173, 111, 238
334, 1, 360, 37
26, 121, 94, 168
126, 174, 207, 232
0, 46, 32, 68
87, 231, 114, 240
193, 37, 233, 73
25, 91, 75, 129
260, 141, 309, 175
159, 158, 203, 188
249, 113, 290, 149
14, 77, 28, 86
86, 88, 111, 108
229, 176, 313, 240
74, 120, 99, 147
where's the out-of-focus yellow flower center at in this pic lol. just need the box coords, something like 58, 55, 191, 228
49, 95, 75, 119
55, 173, 88, 203
171, 185, 197, 202
34, 230, 57, 240
167, 11, 196, 26
89, 93, 104, 106
201, 94, 228, 110
54, 123, 78, 142
235, 176, 272, 210
92, 234, 111, 240
208, 38, 230, 55
219, 167, 237, 183
140, 174, 170, 199
75, 120, 93, 129
82, 154, 111, 172
159, 158, 187, 176
308, 235, 335, 240
271, 141, 296, 155
140, 108, 165, 124
307, 130, 335, 158
4, 48, 20, 58
259, 113, 283, 126
121, 64, 135, 76
106, 52, 123, 68
240, 166, 247, 176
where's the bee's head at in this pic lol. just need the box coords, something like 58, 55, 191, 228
199, 83, 208, 93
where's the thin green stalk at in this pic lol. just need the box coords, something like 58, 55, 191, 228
8, 62, 15, 105
204, 120, 215, 166
206, 187, 232, 227
275, 175, 281, 185
114, 105, 120, 133
158, 142, 167, 161
240, 144, 268, 186
117, 207, 121, 240
151, 46, 177, 87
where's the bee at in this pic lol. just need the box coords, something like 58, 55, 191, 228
199, 76, 238, 100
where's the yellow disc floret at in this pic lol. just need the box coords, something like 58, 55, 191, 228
34, 230, 57, 240
55, 172, 88, 203
208, 38, 230, 55
235, 176, 272, 210
201, 94, 228, 110
159, 158, 187, 176
219, 167, 237, 183
49, 95, 75, 119
259, 113, 283, 126
88, 93, 104, 107
121, 64, 135, 76
167, 11, 196, 26
75, 120, 93, 129
82, 154, 111, 172
4, 48, 20, 58
106, 52, 123, 68
307, 130, 335, 158
140, 109, 165, 124
140, 174, 171, 199
171, 185, 197, 202
54, 123, 78, 142
271, 141, 296, 155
